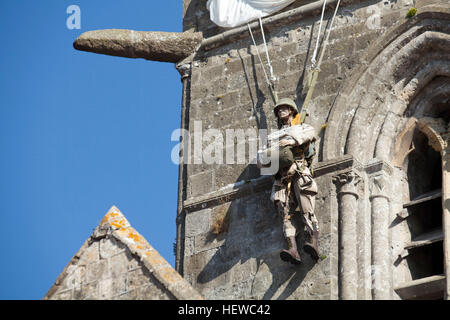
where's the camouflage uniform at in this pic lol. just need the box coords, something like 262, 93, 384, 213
270, 123, 319, 238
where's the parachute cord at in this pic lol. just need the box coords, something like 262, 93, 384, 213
311, 0, 327, 69
247, 22, 271, 88
301, 0, 342, 124
258, 16, 275, 82
248, 21, 278, 104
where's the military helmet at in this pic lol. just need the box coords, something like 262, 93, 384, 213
273, 98, 299, 117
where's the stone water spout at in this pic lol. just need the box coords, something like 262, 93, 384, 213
73, 29, 203, 63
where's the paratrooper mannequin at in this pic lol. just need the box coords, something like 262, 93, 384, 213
266, 98, 320, 264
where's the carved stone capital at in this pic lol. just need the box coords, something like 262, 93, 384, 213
333, 170, 362, 199
369, 175, 390, 202
176, 62, 192, 81
365, 159, 393, 202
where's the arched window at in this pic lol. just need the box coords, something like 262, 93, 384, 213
394, 120, 447, 300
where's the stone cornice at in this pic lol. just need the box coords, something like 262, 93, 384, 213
183, 155, 359, 213
365, 158, 394, 176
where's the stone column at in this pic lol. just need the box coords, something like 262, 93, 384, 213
367, 164, 392, 300
333, 170, 362, 300
443, 145, 450, 300
175, 62, 192, 275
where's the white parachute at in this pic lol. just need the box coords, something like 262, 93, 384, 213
206, 0, 296, 28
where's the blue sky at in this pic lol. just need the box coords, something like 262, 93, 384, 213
0, 1, 183, 299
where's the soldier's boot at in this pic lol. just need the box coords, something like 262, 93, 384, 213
280, 236, 302, 265
303, 230, 319, 260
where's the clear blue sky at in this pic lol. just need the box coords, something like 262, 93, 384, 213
0, 1, 183, 299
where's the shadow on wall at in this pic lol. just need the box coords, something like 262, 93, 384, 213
196, 178, 317, 299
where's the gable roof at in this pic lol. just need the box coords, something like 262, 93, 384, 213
44, 206, 203, 300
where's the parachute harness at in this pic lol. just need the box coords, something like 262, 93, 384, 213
247, 17, 278, 104
246, 0, 342, 126
300, 0, 341, 124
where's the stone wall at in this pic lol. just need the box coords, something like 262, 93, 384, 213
183, 187, 333, 299
179, 0, 449, 299
45, 236, 175, 300
45, 206, 203, 300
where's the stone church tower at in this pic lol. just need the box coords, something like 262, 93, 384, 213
176, 0, 449, 300
47, 0, 449, 300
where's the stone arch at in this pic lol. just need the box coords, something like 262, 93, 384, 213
322, 4, 450, 163
416, 118, 447, 154
391, 116, 447, 168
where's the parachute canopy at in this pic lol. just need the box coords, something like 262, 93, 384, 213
207, 0, 296, 28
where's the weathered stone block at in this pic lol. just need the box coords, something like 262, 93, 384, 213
126, 251, 141, 271
56, 289, 73, 300
200, 64, 225, 82
79, 281, 99, 300
250, 269, 273, 299
137, 284, 171, 300
109, 252, 129, 278
271, 42, 299, 59
99, 237, 124, 260
230, 278, 254, 299
98, 278, 112, 299
196, 256, 233, 289
126, 268, 146, 291
111, 273, 127, 297
210, 77, 230, 96
216, 91, 240, 110
190, 84, 210, 100
64, 265, 86, 289
270, 59, 289, 76
230, 259, 257, 284
185, 209, 211, 237
86, 260, 108, 283
195, 229, 226, 254
323, 38, 355, 61
287, 53, 307, 73
184, 248, 219, 281
213, 163, 248, 189
224, 59, 245, 76
184, 236, 196, 256
113, 288, 138, 300
188, 171, 214, 198
79, 241, 99, 265
276, 72, 302, 93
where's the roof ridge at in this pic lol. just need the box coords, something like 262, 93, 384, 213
44, 206, 203, 300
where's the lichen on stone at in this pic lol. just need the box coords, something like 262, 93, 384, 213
406, 8, 417, 18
